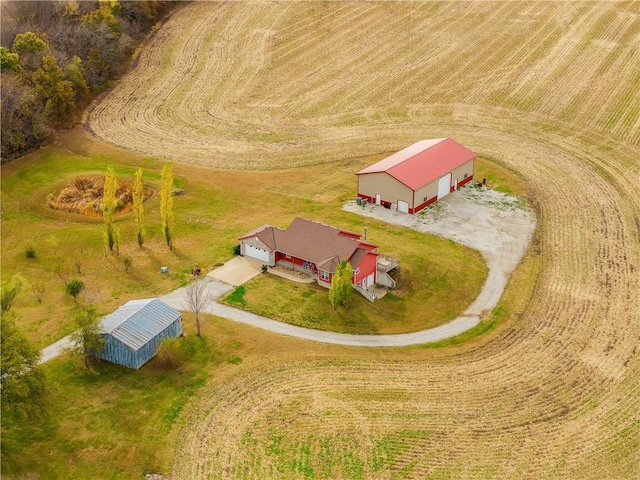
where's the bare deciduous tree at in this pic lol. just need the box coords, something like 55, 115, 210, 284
183, 279, 213, 337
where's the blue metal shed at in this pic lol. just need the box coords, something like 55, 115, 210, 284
93, 298, 183, 369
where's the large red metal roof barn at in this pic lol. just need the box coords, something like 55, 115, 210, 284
356, 138, 476, 213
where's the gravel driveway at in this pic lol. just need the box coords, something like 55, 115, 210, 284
40, 185, 536, 362
344, 184, 537, 320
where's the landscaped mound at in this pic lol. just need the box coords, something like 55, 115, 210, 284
47, 174, 153, 217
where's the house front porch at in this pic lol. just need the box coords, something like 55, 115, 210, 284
269, 260, 316, 284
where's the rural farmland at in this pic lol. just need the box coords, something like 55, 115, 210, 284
5, 1, 640, 479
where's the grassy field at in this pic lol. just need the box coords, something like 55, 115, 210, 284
4, 1, 640, 479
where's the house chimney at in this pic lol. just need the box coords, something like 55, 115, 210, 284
364, 227, 367, 240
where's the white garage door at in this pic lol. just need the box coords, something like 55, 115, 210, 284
244, 244, 271, 263
437, 173, 452, 199
397, 200, 409, 213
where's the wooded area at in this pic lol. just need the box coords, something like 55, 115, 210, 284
0, 0, 177, 160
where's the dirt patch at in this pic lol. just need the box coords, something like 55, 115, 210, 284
344, 183, 537, 318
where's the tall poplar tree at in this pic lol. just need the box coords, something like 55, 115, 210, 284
132, 167, 145, 247
102, 166, 119, 253
160, 163, 174, 250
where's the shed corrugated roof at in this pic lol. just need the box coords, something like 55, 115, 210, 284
100, 298, 182, 351
356, 138, 476, 190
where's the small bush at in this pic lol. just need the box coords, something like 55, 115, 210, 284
65, 279, 85, 302
227, 355, 243, 365
261, 264, 268, 273
24, 245, 36, 258
123, 255, 132, 273
232, 244, 241, 256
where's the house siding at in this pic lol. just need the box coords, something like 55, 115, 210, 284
413, 180, 439, 210
318, 271, 333, 287
450, 159, 475, 190
354, 252, 378, 285
412, 195, 438, 213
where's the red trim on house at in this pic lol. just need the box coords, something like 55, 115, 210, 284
317, 271, 333, 285
451, 174, 474, 192
358, 242, 377, 251
353, 252, 378, 285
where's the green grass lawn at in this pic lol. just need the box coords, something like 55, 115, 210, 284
1, 130, 494, 346
223, 231, 487, 335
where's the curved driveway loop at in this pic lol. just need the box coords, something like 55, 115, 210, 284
41, 186, 536, 362
163, 186, 536, 347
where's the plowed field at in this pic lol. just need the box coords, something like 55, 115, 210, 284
87, 2, 640, 478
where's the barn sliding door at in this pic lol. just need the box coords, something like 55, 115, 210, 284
437, 173, 452, 199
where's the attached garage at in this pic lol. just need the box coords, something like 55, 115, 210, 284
244, 244, 271, 263
238, 228, 275, 265
356, 138, 476, 214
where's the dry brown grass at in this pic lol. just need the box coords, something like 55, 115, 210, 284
83, 1, 640, 478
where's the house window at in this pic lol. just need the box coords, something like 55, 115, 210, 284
285, 254, 291, 259
423, 196, 428, 202
464, 173, 468, 179
320, 270, 330, 281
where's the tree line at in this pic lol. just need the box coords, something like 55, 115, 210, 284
1, 0, 178, 161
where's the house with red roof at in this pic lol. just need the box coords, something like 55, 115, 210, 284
356, 138, 476, 213
238, 217, 382, 291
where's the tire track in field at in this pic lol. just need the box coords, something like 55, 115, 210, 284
172, 109, 640, 478
87, 2, 640, 169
